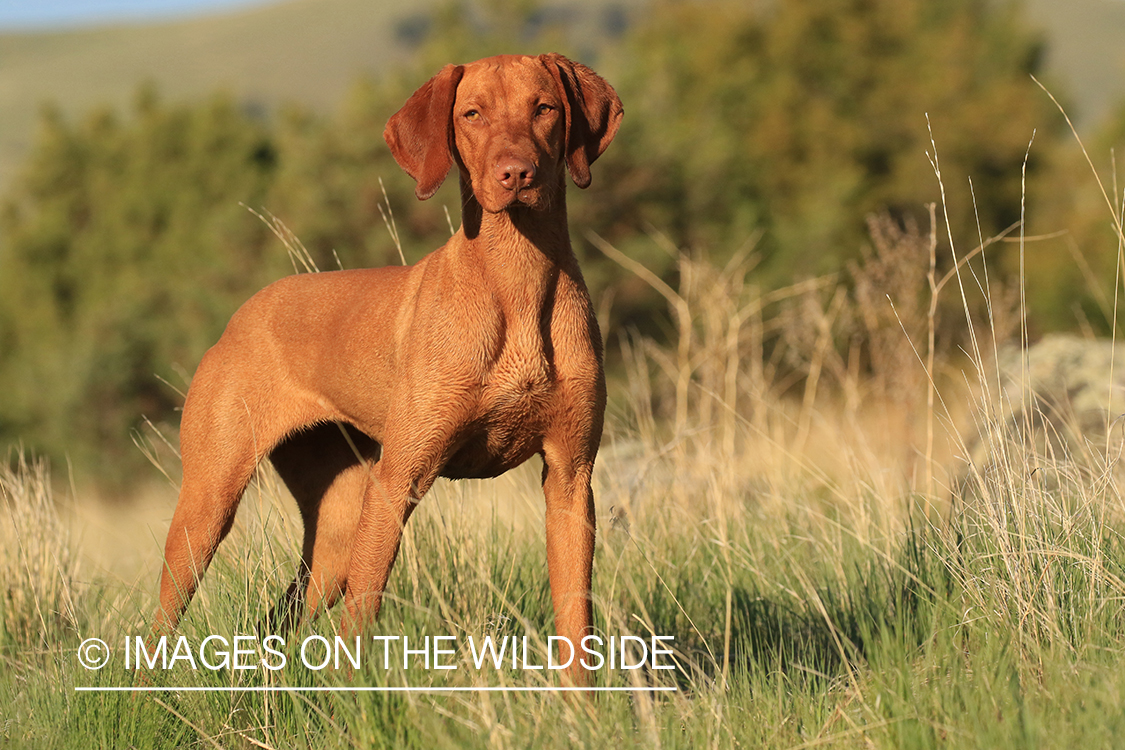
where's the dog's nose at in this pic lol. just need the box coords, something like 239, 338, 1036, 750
495, 157, 535, 191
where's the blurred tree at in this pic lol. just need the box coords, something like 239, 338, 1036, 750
265, 82, 420, 271
0, 0, 1099, 487
0, 89, 284, 486
596, 0, 1061, 290
1024, 101, 1125, 333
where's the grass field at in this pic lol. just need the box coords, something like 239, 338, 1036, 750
6, 172, 1125, 748
8, 371, 1125, 748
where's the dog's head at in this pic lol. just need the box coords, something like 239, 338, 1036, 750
385, 54, 623, 213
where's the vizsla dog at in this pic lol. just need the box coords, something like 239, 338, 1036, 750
153, 53, 622, 684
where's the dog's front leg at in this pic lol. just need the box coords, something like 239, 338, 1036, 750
541, 440, 598, 687
338, 460, 427, 635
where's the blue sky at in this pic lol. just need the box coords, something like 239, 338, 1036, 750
0, 0, 272, 30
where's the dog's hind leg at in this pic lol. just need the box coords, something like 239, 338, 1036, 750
153, 361, 303, 636
268, 423, 375, 632
154, 443, 259, 636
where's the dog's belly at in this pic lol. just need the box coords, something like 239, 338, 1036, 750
440, 428, 542, 480
440, 370, 552, 479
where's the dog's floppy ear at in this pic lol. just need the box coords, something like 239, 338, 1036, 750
541, 53, 624, 189
385, 64, 465, 200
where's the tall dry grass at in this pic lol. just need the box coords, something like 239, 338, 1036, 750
6, 113, 1125, 745
0, 453, 83, 649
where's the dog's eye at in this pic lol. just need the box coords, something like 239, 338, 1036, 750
464, 110, 481, 121
536, 104, 554, 116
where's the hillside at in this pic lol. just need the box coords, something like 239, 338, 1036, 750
0, 0, 426, 186
1025, 0, 1125, 126
0, 0, 1122, 192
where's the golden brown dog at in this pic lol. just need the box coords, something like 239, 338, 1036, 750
153, 53, 622, 684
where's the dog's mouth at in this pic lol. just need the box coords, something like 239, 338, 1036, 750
512, 186, 547, 209
478, 184, 550, 213
500, 180, 558, 212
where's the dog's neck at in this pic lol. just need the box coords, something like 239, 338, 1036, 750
457, 176, 572, 319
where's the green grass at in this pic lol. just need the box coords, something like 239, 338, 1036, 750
5, 106, 1125, 744
9, 202, 1125, 746
7, 379, 1125, 748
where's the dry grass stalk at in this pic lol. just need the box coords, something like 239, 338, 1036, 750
0, 453, 81, 648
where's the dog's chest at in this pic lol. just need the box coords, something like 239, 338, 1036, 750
484, 338, 552, 418
441, 326, 553, 479
482, 325, 553, 431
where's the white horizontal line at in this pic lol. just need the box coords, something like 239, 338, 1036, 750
75, 685, 678, 693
